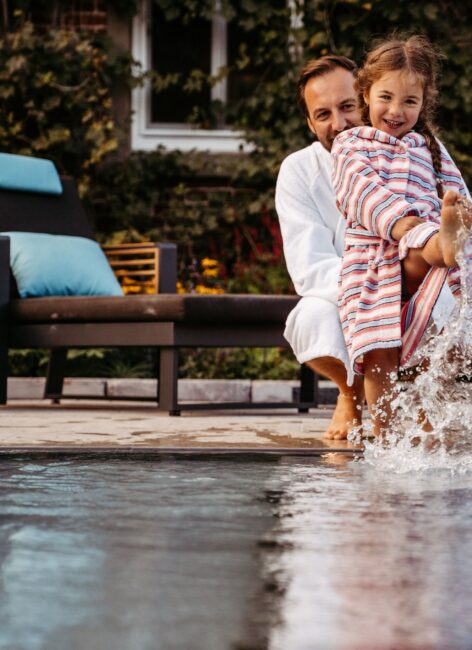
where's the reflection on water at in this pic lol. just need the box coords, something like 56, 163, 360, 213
266, 456, 472, 650
0, 457, 278, 650
0, 455, 472, 650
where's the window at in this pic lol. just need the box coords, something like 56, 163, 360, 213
131, 1, 249, 152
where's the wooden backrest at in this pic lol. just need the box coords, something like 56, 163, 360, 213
0, 177, 95, 240
102, 242, 160, 295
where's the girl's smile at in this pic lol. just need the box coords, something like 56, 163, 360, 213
365, 70, 424, 138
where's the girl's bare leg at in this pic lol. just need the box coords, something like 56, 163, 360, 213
363, 348, 399, 437
402, 248, 432, 298
438, 191, 472, 266
402, 191, 472, 296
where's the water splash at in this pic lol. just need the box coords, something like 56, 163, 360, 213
353, 197, 472, 474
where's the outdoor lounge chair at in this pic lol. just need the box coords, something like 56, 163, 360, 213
0, 177, 319, 414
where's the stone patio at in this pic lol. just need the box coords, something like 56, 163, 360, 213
0, 400, 360, 454
0, 377, 363, 454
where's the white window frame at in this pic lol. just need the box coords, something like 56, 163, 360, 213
131, 0, 248, 152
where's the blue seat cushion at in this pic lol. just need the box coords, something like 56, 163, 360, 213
0, 153, 62, 195
2, 232, 123, 298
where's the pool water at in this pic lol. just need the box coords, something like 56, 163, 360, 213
1, 453, 471, 650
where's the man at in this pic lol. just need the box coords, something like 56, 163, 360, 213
275, 55, 364, 440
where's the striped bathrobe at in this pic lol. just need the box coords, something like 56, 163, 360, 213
331, 126, 468, 378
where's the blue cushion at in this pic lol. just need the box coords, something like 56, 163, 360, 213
3, 232, 123, 298
0, 153, 62, 195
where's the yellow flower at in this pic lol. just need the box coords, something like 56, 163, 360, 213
195, 284, 224, 295
201, 257, 219, 269
176, 281, 187, 295
202, 268, 219, 277
122, 285, 141, 294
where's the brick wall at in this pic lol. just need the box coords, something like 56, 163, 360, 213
31, 0, 108, 33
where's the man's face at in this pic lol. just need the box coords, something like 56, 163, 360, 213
304, 67, 361, 151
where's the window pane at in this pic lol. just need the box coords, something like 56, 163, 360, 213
150, 5, 211, 125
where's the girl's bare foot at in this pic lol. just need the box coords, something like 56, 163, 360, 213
439, 190, 472, 266
324, 393, 362, 440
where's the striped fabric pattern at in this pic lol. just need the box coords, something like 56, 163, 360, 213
332, 126, 468, 376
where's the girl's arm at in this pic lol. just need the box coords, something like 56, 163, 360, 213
332, 142, 424, 242
391, 215, 425, 241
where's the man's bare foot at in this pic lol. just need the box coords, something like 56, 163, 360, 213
324, 393, 362, 440
439, 190, 472, 266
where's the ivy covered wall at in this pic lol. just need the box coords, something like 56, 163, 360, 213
1, 0, 471, 379
97, 0, 472, 294
0, 0, 471, 296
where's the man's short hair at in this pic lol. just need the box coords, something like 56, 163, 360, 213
297, 55, 358, 118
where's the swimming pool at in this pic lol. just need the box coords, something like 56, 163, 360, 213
0, 453, 471, 650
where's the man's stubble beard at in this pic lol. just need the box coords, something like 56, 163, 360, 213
326, 124, 357, 151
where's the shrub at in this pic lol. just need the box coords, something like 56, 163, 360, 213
2, 1, 472, 380
0, 18, 136, 192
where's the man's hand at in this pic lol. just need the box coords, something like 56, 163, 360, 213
391, 216, 424, 241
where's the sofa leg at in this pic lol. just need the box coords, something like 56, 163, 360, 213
157, 348, 180, 415
0, 345, 7, 404
0, 237, 9, 405
298, 364, 319, 412
44, 348, 68, 403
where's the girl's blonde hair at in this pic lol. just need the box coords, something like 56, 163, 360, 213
356, 35, 443, 192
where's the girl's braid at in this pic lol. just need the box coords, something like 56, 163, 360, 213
416, 119, 443, 198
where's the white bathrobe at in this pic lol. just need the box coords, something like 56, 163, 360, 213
275, 141, 351, 373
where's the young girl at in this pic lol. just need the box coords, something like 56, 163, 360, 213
331, 35, 471, 436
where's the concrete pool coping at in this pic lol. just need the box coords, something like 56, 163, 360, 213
0, 400, 362, 454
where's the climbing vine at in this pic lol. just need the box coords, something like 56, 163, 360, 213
1, 0, 471, 378
0, 0, 470, 278
0, 12, 136, 192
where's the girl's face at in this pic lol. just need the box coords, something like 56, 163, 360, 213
365, 70, 424, 138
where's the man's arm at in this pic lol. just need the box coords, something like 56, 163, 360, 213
275, 152, 342, 305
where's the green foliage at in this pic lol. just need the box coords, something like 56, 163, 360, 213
87, 150, 292, 294
2, 1, 472, 381
8, 348, 107, 376
0, 18, 136, 192
303, 1, 472, 177
135, 0, 472, 184
8, 347, 300, 380
86, 0, 471, 295
8, 349, 50, 376
0, 1, 470, 211
179, 348, 300, 380
1, 1, 470, 291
